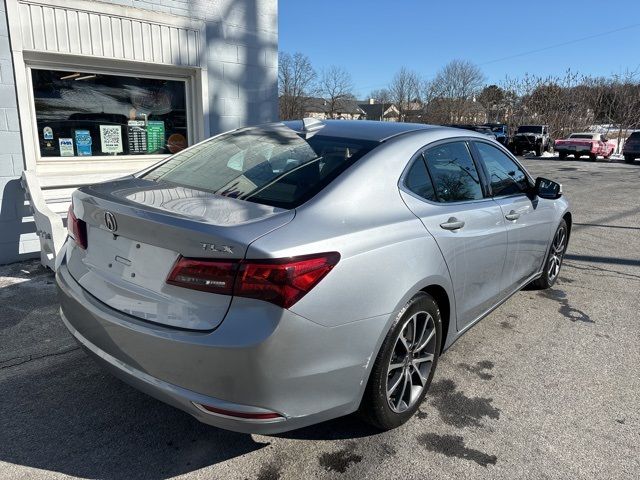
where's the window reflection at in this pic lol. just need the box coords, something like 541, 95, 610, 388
31, 69, 188, 158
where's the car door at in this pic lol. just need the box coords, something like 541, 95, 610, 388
471, 140, 555, 294
399, 140, 507, 330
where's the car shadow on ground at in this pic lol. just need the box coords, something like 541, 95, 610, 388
0, 264, 382, 479
0, 350, 382, 479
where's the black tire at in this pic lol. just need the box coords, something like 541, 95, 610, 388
625, 155, 635, 164
530, 219, 568, 290
535, 145, 542, 156
574, 153, 581, 159
588, 153, 597, 161
558, 151, 567, 160
359, 292, 442, 430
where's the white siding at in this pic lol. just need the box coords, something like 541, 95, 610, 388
17, 0, 201, 67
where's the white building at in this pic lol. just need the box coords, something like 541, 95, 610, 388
0, 0, 278, 265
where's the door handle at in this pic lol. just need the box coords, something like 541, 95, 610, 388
440, 217, 465, 230
505, 210, 520, 221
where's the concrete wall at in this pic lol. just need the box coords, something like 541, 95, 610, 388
1, 1, 36, 264
0, 0, 278, 265
100, 0, 279, 134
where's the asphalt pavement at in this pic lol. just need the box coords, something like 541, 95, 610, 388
0, 156, 638, 479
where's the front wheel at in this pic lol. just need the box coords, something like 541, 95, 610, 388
625, 155, 635, 164
359, 292, 442, 430
558, 151, 567, 160
530, 219, 568, 290
588, 153, 597, 161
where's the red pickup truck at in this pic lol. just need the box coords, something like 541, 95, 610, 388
554, 133, 615, 161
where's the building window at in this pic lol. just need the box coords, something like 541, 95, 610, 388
31, 69, 189, 159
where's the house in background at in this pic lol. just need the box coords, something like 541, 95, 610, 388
302, 97, 366, 120
0, 0, 278, 266
358, 99, 399, 122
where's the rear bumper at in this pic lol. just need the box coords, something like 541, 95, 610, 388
56, 258, 388, 433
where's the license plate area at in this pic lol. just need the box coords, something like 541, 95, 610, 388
84, 226, 178, 291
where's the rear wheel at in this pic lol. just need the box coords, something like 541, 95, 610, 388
558, 151, 567, 160
530, 219, 568, 290
625, 155, 635, 164
574, 153, 581, 159
359, 292, 441, 430
535, 145, 542, 156
589, 153, 597, 161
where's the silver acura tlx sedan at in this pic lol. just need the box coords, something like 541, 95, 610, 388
57, 119, 570, 433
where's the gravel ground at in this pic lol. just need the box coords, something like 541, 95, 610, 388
0, 156, 638, 480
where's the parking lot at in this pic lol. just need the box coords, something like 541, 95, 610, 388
1, 156, 638, 480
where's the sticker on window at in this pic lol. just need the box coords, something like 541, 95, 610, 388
59, 138, 74, 157
100, 125, 123, 154
75, 130, 92, 156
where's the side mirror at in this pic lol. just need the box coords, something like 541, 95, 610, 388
535, 177, 562, 199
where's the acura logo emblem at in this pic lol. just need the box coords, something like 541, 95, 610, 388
104, 211, 118, 232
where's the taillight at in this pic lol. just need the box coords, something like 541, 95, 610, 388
166, 252, 340, 309
166, 258, 238, 294
67, 204, 87, 249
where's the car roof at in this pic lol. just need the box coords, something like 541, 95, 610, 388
281, 119, 438, 142
571, 132, 597, 136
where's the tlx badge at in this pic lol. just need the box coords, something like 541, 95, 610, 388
201, 243, 234, 254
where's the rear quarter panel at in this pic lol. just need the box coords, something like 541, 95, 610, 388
245, 131, 460, 331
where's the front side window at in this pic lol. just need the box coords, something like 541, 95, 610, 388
423, 142, 483, 203
31, 69, 188, 158
142, 127, 378, 209
474, 142, 529, 196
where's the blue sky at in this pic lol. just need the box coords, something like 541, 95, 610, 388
279, 0, 640, 98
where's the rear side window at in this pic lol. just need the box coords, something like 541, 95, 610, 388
423, 142, 484, 202
404, 157, 436, 201
142, 128, 378, 209
474, 142, 529, 196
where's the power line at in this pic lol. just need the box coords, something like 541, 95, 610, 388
478, 23, 640, 66
354, 23, 640, 95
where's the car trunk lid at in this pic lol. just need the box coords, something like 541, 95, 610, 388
66, 176, 294, 330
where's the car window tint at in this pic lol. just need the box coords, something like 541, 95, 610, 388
474, 142, 529, 196
142, 128, 378, 209
423, 142, 483, 202
405, 157, 436, 201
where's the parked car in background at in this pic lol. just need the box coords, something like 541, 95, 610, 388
446, 124, 497, 139
56, 120, 570, 434
622, 131, 640, 164
511, 125, 552, 156
554, 133, 615, 161
484, 123, 509, 146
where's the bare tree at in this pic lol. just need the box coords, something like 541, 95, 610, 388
388, 67, 421, 121
318, 65, 354, 119
429, 60, 486, 122
368, 88, 391, 103
431, 60, 486, 100
278, 52, 317, 120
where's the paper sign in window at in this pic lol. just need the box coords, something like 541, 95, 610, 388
100, 125, 123, 154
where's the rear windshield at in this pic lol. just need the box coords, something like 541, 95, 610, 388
629, 132, 640, 139
141, 127, 378, 209
570, 134, 594, 139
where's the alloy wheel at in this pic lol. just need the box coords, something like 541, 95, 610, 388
386, 311, 436, 413
547, 225, 567, 282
